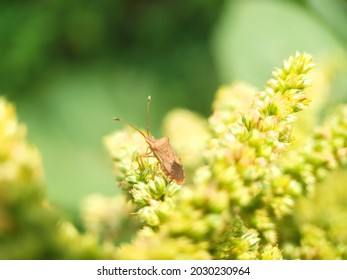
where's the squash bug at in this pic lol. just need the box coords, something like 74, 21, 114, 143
113, 96, 185, 184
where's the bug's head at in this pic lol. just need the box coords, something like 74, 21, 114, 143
144, 134, 156, 145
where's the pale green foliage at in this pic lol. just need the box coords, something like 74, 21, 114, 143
0, 97, 112, 259
100, 52, 347, 259
2, 52, 347, 260
0, 97, 44, 187
104, 130, 182, 227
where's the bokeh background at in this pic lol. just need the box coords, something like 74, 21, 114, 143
1, 0, 346, 215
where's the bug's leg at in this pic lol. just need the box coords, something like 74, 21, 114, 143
136, 148, 151, 160
154, 161, 161, 172
135, 154, 144, 169
136, 147, 154, 169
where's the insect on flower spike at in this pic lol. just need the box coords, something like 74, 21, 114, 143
113, 96, 185, 184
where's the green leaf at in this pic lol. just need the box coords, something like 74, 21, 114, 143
212, 0, 344, 88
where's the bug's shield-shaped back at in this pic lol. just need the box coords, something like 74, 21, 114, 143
146, 136, 185, 184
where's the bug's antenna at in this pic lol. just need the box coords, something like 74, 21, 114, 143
113, 117, 146, 138
146, 96, 151, 136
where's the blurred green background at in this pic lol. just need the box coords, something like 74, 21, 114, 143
1, 0, 346, 214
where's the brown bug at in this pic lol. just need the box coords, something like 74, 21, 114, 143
113, 96, 185, 184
